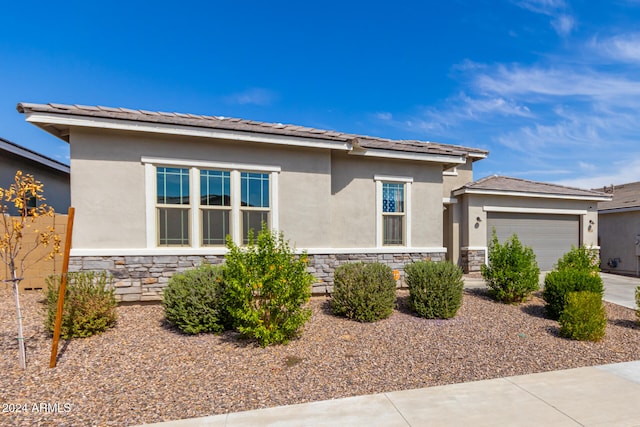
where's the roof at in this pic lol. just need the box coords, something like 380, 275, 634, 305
0, 137, 70, 174
595, 181, 640, 212
453, 175, 611, 201
16, 102, 488, 162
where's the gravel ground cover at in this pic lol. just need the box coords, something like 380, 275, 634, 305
1, 284, 639, 427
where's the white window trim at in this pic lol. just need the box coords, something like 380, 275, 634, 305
144, 157, 279, 248
375, 175, 412, 248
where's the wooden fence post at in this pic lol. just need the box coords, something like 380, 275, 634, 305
49, 207, 75, 368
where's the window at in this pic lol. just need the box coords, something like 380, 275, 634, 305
375, 175, 412, 247
146, 158, 280, 249
200, 170, 231, 246
241, 172, 270, 244
382, 182, 405, 245
157, 167, 190, 246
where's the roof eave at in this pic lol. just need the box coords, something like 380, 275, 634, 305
348, 147, 466, 165
452, 187, 612, 202
22, 111, 354, 151
598, 206, 640, 214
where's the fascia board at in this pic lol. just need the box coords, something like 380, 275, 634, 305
598, 206, 640, 214
349, 148, 466, 164
25, 112, 353, 151
453, 187, 611, 202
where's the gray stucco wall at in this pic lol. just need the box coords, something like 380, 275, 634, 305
69, 128, 332, 249
599, 211, 640, 275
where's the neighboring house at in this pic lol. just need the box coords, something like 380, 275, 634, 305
0, 137, 70, 289
16, 102, 608, 300
597, 181, 640, 276
453, 176, 609, 271
0, 136, 70, 214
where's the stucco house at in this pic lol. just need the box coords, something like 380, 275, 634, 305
0, 136, 70, 214
597, 181, 640, 276
16, 102, 609, 300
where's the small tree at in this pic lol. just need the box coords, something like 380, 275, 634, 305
0, 171, 61, 368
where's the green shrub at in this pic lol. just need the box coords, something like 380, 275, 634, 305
555, 245, 600, 274
405, 261, 464, 319
45, 271, 117, 339
223, 227, 314, 347
636, 286, 640, 324
542, 269, 603, 320
162, 263, 228, 335
559, 291, 607, 341
331, 262, 397, 322
481, 231, 540, 304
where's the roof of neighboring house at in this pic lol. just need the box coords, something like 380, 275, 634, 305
0, 136, 70, 174
16, 102, 488, 161
595, 181, 640, 212
453, 175, 611, 201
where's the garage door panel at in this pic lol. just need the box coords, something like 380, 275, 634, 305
487, 213, 579, 271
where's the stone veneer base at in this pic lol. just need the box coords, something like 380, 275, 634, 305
69, 252, 446, 302
461, 249, 486, 274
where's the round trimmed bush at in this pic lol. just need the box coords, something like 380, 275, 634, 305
162, 263, 228, 334
542, 269, 603, 320
331, 262, 397, 322
405, 261, 464, 319
559, 291, 606, 341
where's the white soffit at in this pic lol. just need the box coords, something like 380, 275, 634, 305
454, 187, 610, 202
349, 147, 466, 164
25, 112, 353, 151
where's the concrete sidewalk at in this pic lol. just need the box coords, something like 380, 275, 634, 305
141, 361, 640, 427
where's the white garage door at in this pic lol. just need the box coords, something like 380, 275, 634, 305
487, 212, 580, 271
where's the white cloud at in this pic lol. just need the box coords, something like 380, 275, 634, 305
551, 14, 575, 36
224, 88, 277, 106
590, 33, 640, 63
554, 156, 640, 188
375, 112, 393, 121
513, 0, 576, 36
474, 64, 640, 98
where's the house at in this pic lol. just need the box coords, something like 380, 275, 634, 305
0, 137, 70, 289
453, 176, 609, 271
597, 181, 640, 276
16, 102, 608, 300
0, 136, 70, 214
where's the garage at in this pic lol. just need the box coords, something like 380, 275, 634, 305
453, 175, 610, 274
487, 212, 580, 271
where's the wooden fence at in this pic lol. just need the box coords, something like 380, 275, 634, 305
1, 214, 68, 291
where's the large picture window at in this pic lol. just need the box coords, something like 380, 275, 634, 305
147, 158, 279, 249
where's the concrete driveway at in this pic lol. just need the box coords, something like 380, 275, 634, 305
464, 272, 639, 310
600, 272, 640, 309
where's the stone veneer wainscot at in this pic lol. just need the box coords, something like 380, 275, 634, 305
69, 252, 446, 302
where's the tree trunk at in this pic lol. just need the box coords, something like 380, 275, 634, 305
11, 263, 26, 369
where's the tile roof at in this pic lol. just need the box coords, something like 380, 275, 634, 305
595, 181, 640, 211
458, 175, 610, 199
17, 102, 488, 159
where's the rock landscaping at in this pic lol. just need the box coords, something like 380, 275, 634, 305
1, 285, 639, 426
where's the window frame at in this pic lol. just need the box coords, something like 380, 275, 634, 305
375, 175, 412, 247
144, 157, 280, 249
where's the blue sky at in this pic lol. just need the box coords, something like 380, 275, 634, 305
2, 0, 640, 188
